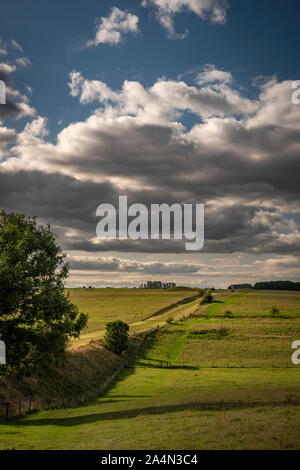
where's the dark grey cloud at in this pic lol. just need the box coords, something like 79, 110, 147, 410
0, 168, 299, 258
0, 170, 117, 232
69, 257, 202, 274
0, 56, 35, 119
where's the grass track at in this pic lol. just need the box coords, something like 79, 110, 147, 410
71, 294, 202, 348
68, 288, 198, 334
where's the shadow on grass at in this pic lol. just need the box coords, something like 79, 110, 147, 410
5, 399, 299, 428
136, 362, 198, 371
103, 366, 137, 394
204, 314, 297, 320
104, 395, 151, 399
168, 365, 199, 370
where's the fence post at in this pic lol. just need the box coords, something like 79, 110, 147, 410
19, 399, 22, 416
5, 402, 9, 419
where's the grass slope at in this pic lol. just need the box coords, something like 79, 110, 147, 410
0, 336, 143, 412
205, 290, 300, 318
68, 288, 198, 333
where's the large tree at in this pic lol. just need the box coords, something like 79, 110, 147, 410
0, 211, 87, 373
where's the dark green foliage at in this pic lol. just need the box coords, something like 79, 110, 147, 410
0, 211, 88, 373
188, 327, 229, 339
254, 281, 300, 291
224, 310, 234, 318
104, 320, 129, 355
271, 306, 280, 315
200, 293, 214, 305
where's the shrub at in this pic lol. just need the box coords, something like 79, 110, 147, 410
271, 306, 280, 315
224, 310, 234, 318
200, 294, 214, 305
104, 321, 129, 355
166, 316, 174, 324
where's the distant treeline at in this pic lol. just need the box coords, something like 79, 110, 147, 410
254, 281, 300, 291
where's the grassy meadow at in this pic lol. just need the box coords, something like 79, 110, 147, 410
67, 288, 198, 334
0, 289, 300, 449
205, 290, 300, 318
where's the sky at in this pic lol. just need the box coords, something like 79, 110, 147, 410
0, 0, 300, 288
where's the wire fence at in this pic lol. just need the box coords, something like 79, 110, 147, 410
137, 357, 172, 368
0, 366, 125, 420
0, 382, 118, 420
0, 330, 156, 420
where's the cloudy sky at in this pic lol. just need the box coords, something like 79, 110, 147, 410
1, 0, 300, 288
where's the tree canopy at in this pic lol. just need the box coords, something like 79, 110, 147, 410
254, 281, 300, 291
0, 211, 87, 373
104, 320, 129, 355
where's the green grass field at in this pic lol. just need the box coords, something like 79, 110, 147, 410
0, 289, 300, 450
205, 290, 300, 318
67, 288, 198, 333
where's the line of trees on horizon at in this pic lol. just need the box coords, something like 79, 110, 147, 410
253, 281, 300, 291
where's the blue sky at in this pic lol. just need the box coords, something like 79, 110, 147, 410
0, 0, 300, 287
4, 0, 300, 136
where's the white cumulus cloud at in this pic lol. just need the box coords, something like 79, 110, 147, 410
142, 0, 228, 38
87, 7, 139, 47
